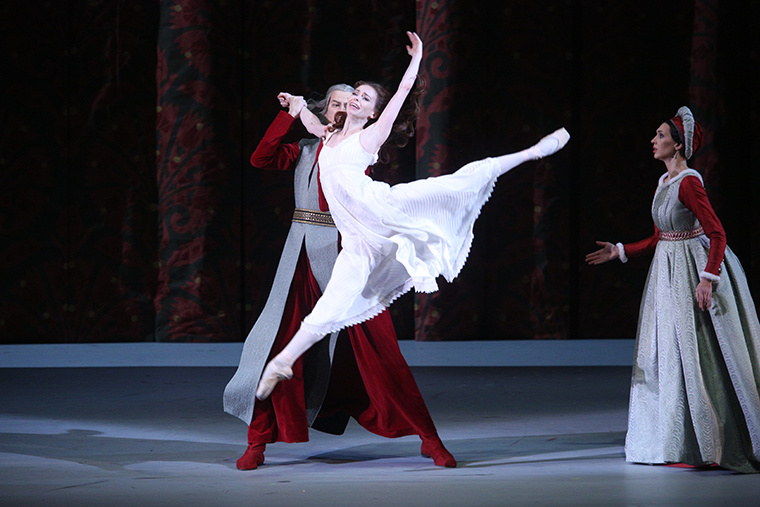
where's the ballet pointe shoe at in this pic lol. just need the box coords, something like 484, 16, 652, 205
524, 127, 571, 161
421, 433, 457, 468
236, 443, 266, 470
256, 356, 293, 400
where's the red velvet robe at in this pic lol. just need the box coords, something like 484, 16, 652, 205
247, 112, 437, 444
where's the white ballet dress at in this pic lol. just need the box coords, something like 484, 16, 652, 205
300, 130, 501, 335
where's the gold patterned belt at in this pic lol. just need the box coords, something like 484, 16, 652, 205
292, 208, 335, 227
659, 226, 704, 241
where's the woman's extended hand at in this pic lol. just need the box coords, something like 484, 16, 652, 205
406, 31, 423, 60
585, 241, 619, 265
696, 278, 713, 311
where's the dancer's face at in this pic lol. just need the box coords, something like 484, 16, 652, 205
347, 84, 378, 122
651, 123, 682, 161
324, 90, 352, 123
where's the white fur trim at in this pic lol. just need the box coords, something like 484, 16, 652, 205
659, 168, 703, 189
616, 242, 628, 263
700, 271, 720, 283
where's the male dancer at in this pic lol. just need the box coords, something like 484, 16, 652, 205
224, 85, 456, 469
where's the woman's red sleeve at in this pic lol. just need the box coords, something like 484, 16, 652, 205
679, 175, 726, 278
623, 225, 660, 258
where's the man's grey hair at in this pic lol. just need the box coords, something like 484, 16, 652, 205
308, 83, 354, 122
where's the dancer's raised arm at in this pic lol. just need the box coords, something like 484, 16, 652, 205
359, 31, 423, 154
298, 105, 329, 138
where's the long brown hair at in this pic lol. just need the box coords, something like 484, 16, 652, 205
329, 76, 426, 163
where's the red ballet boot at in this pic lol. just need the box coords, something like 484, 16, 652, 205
421, 433, 457, 468
236, 443, 266, 470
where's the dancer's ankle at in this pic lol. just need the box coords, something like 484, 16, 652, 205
521, 149, 536, 162
523, 128, 570, 162
274, 350, 296, 368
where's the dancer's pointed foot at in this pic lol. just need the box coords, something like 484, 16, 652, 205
524, 127, 571, 161
421, 433, 457, 468
256, 355, 293, 400
236, 443, 266, 470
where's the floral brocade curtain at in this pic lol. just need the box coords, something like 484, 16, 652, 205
154, 1, 243, 341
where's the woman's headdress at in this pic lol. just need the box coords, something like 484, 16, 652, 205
667, 106, 703, 159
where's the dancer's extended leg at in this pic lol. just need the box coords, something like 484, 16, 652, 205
256, 328, 321, 400
257, 247, 372, 400
494, 127, 570, 176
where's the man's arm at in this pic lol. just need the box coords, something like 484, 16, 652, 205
250, 111, 301, 171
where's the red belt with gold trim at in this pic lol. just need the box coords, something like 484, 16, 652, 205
659, 226, 704, 241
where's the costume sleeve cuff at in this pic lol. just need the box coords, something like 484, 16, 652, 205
700, 271, 720, 283
616, 243, 628, 263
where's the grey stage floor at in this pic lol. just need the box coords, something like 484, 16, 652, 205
2, 366, 760, 507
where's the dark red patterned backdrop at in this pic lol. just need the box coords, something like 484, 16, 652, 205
154, 0, 244, 341
0, 0, 757, 343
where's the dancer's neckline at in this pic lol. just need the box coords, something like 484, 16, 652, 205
325, 129, 361, 149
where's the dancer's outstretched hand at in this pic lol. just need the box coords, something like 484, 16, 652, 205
585, 241, 619, 265
406, 31, 423, 59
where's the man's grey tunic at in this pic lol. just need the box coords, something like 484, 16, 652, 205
224, 138, 339, 425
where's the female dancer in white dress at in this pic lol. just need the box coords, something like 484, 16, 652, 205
586, 107, 760, 473
257, 32, 570, 402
